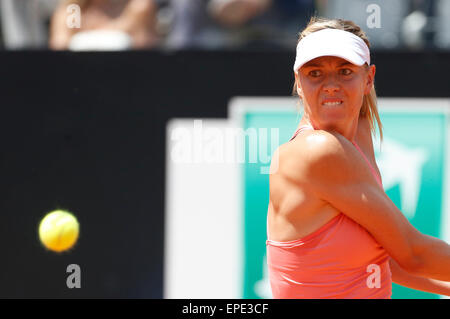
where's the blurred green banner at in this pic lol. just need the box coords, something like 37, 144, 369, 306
233, 98, 449, 299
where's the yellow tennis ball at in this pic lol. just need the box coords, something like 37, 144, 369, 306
39, 210, 79, 252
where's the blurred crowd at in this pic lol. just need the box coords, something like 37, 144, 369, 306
0, 0, 448, 51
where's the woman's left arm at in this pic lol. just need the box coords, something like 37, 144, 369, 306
358, 115, 450, 294
389, 257, 450, 297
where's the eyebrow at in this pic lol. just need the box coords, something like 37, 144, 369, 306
303, 61, 354, 68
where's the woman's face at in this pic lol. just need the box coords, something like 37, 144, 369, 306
295, 56, 375, 134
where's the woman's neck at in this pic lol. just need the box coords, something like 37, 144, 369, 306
297, 116, 360, 142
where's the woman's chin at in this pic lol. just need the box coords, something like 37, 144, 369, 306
319, 113, 347, 125
316, 118, 347, 132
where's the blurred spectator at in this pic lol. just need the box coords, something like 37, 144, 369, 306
208, 0, 272, 28
0, 0, 59, 49
324, 0, 410, 49
401, 0, 436, 49
434, 0, 450, 48
49, 0, 160, 51
166, 0, 316, 50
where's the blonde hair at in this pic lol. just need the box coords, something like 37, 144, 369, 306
293, 16, 383, 142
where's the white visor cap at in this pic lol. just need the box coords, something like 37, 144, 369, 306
293, 28, 370, 73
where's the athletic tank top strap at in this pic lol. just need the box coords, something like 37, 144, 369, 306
289, 125, 314, 141
351, 141, 383, 188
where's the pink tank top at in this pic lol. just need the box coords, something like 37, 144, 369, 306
266, 125, 392, 299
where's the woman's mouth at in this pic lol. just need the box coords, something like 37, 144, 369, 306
323, 101, 343, 106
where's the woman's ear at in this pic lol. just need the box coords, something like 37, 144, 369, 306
297, 85, 303, 98
294, 72, 303, 98
365, 64, 376, 94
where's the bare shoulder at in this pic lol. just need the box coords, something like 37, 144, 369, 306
273, 130, 361, 183
285, 129, 350, 159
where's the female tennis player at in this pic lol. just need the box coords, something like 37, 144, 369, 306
266, 17, 450, 298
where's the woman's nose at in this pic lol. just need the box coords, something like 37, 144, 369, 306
322, 77, 340, 94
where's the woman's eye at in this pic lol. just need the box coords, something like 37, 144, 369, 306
340, 68, 353, 75
309, 70, 322, 77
